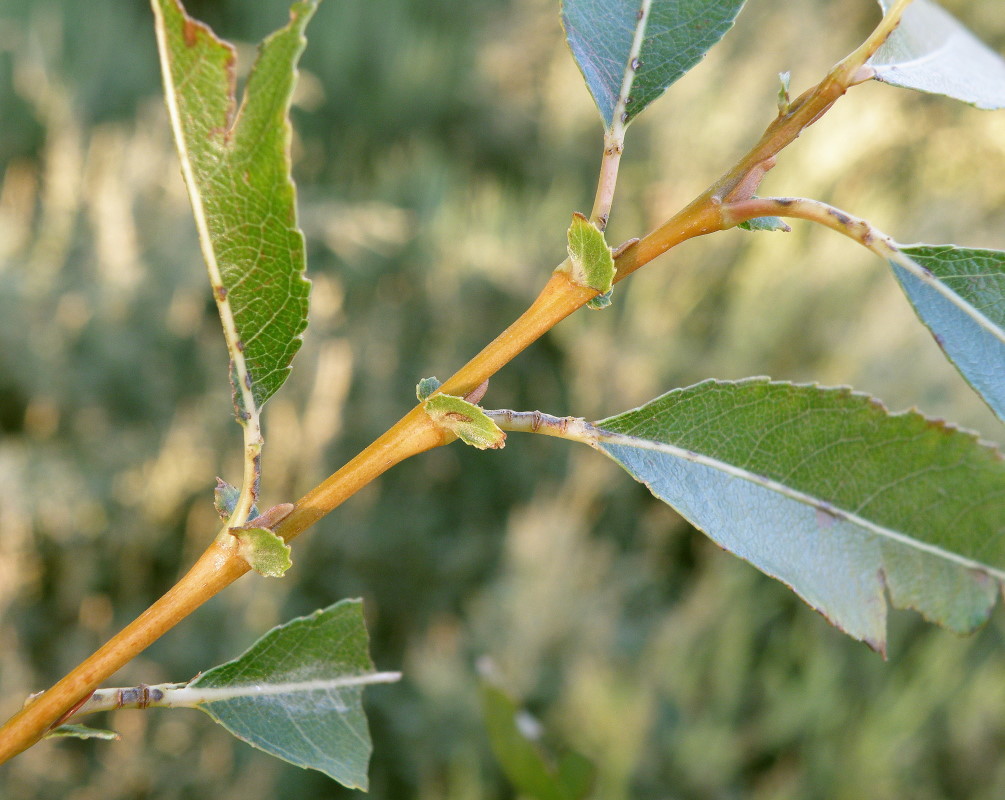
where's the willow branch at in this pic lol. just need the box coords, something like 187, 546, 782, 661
0, 0, 916, 761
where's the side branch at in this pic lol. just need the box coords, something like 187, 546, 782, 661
719, 196, 895, 255
695, 0, 913, 207
720, 195, 997, 337
485, 409, 598, 446
588, 0, 651, 229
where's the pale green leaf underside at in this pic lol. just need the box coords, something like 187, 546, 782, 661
190, 599, 383, 790
424, 394, 507, 450
231, 526, 293, 576
154, 0, 314, 412
889, 244, 1005, 424
46, 724, 120, 741
566, 212, 616, 293
738, 215, 790, 233
870, 0, 1005, 109
561, 0, 747, 128
595, 379, 1005, 652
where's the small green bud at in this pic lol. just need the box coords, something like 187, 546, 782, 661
777, 71, 792, 114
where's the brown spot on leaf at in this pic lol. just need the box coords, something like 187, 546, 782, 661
183, 19, 200, 48
815, 505, 839, 529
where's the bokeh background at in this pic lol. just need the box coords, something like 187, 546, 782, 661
2, 0, 1005, 797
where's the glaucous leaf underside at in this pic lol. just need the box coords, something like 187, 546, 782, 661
593, 379, 1005, 653
890, 244, 1005, 423
871, 0, 1005, 109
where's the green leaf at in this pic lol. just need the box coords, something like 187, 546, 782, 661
424, 394, 507, 450
737, 215, 791, 233
188, 599, 399, 790
152, 0, 315, 419
564, 212, 616, 295
46, 724, 120, 741
586, 288, 614, 310
416, 376, 443, 402
230, 526, 293, 577
561, 0, 747, 129
214, 477, 259, 521
888, 244, 1005, 424
592, 379, 1005, 653
870, 0, 1005, 109
481, 681, 594, 800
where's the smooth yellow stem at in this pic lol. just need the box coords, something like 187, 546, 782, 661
0, 538, 248, 761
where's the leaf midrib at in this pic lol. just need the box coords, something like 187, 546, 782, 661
597, 427, 1005, 580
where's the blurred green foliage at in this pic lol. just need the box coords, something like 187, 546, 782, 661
1, 0, 1005, 798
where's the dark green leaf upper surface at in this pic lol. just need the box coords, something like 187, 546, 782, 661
190, 599, 384, 790
594, 379, 1005, 651
891, 245, 1005, 424
154, 0, 314, 412
561, 0, 747, 129
870, 0, 1005, 109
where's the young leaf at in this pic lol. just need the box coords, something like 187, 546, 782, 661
416, 376, 443, 402
587, 289, 614, 310
776, 70, 791, 114
590, 379, 1005, 653
565, 212, 616, 294
152, 0, 315, 420
888, 244, 1005, 424
185, 599, 399, 790
561, 0, 747, 129
214, 477, 259, 521
424, 394, 507, 450
45, 724, 120, 741
737, 215, 791, 233
869, 0, 1005, 109
229, 526, 293, 577
481, 681, 594, 800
